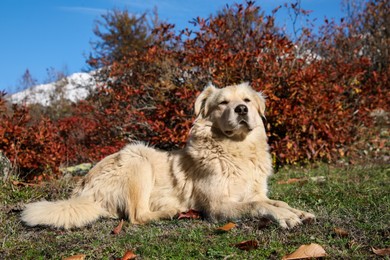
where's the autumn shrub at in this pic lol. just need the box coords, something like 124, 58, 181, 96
85, 1, 388, 165
86, 52, 199, 150
56, 101, 126, 164
0, 94, 64, 180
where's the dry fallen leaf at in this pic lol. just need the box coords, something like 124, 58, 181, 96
121, 250, 137, 260
233, 240, 259, 251
216, 222, 236, 232
178, 209, 201, 220
62, 254, 86, 260
282, 243, 327, 259
333, 227, 349, 237
12, 180, 40, 187
112, 219, 124, 235
372, 247, 390, 256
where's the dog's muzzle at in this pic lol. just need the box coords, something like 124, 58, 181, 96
234, 104, 248, 116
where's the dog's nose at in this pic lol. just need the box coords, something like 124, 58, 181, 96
234, 104, 248, 115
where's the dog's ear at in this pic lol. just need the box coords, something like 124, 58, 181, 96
194, 83, 216, 118
254, 91, 266, 116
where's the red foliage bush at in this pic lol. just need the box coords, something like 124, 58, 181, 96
57, 101, 126, 164
88, 1, 388, 165
0, 95, 64, 180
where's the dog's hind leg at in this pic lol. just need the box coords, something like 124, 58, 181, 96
135, 209, 179, 223
125, 161, 179, 224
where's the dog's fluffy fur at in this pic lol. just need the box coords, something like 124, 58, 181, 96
21, 83, 315, 229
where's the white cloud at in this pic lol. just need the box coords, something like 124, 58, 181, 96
59, 6, 108, 16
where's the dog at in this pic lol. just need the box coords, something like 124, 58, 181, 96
21, 82, 315, 229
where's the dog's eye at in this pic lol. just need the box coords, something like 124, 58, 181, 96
244, 98, 251, 103
219, 101, 229, 105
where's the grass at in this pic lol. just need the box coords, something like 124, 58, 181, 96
1, 163, 389, 259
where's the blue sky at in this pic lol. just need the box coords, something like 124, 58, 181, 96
0, 0, 345, 94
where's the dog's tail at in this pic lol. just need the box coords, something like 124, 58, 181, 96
21, 196, 106, 229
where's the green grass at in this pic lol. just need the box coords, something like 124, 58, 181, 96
1, 164, 389, 259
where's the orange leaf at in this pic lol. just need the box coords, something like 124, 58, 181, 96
63, 254, 86, 260
333, 227, 349, 237
12, 180, 40, 187
112, 219, 124, 235
233, 240, 259, 251
282, 243, 327, 259
216, 222, 236, 232
121, 250, 137, 260
178, 209, 201, 220
372, 247, 390, 256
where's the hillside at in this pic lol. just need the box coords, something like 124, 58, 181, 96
7, 72, 96, 106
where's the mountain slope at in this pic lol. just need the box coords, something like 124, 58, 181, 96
8, 72, 97, 106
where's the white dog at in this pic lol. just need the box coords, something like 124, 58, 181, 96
22, 82, 315, 229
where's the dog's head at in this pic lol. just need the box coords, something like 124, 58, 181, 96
194, 82, 266, 138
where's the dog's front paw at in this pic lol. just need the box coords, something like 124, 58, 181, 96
272, 208, 302, 229
299, 211, 316, 223
266, 199, 315, 225
287, 208, 315, 223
